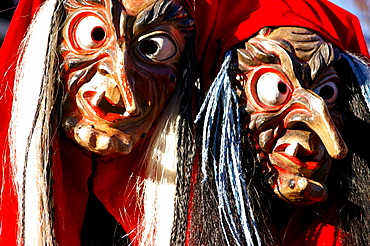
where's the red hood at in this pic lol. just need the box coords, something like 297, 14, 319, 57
190, 0, 369, 91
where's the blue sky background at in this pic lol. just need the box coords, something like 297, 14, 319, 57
329, 0, 370, 48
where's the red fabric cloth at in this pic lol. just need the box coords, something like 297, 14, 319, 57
52, 135, 147, 246
290, 222, 344, 246
274, 220, 344, 246
0, 0, 368, 245
192, 0, 369, 91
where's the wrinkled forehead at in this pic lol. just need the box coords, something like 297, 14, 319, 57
237, 27, 340, 86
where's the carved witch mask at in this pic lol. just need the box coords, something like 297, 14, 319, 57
60, 0, 193, 156
233, 27, 348, 205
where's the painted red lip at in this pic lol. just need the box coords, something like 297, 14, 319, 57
273, 152, 321, 170
83, 91, 140, 123
270, 143, 323, 172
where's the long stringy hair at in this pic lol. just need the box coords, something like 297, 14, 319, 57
9, 0, 63, 245
138, 1, 196, 243
8, 0, 196, 245
329, 52, 370, 246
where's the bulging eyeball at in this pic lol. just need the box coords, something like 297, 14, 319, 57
68, 13, 109, 52
313, 81, 338, 104
137, 34, 177, 62
256, 72, 290, 106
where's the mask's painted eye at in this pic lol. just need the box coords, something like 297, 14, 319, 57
256, 72, 290, 106
137, 35, 177, 62
314, 82, 338, 104
72, 15, 107, 50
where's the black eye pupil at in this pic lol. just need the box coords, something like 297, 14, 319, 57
140, 40, 158, 55
320, 85, 334, 100
91, 27, 106, 42
278, 82, 287, 94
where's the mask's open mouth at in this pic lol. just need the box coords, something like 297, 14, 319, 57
83, 90, 138, 123
272, 143, 322, 171
268, 129, 327, 176
267, 135, 330, 205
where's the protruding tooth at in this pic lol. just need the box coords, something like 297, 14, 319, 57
285, 142, 299, 156
92, 91, 106, 106
123, 111, 131, 117
105, 86, 123, 105
76, 126, 95, 146
96, 135, 111, 150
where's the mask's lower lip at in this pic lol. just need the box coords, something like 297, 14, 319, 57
271, 151, 322, 171
268, 142, 325, 176
82, 91, 140, 123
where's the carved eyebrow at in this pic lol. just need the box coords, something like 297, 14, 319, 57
132, 0, 194, 38
307, 42, 339, 81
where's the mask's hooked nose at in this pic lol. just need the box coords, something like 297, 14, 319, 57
114, 45, 140, 117
284, 88, 347, 160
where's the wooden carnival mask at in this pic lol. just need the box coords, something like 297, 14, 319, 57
59, 0, 193, 155
233, 27, 348, 205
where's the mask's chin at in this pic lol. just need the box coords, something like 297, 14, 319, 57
71, 121, 135, 156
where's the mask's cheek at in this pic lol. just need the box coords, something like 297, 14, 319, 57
60, 64, 179, 156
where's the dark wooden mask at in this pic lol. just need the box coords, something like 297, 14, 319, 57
59, 0, 193, 156
233, 27, 348, 205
